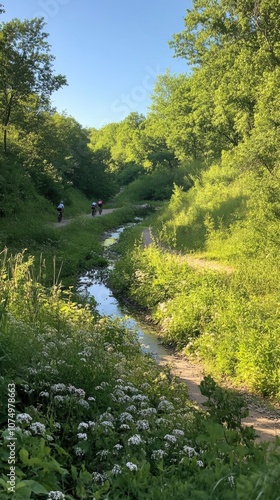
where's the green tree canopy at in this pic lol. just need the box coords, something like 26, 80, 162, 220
0, 16, 67, 152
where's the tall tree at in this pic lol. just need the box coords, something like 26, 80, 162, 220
0, 16, 67, 153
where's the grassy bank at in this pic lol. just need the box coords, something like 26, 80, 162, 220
1, 246, 280, 499
0, 200, 280, 498
0, 200, 154, 288
109, 212, 280, 402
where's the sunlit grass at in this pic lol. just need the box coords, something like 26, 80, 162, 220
1, 249, 279, 499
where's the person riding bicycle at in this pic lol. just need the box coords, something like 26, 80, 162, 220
97, 199, 103, 214
57, 201, 64, 220
91, 201, 97, 215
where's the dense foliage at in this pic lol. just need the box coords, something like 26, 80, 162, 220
1, 0, 280, 497
1, 249, 280, 499
0, 7, 117, 214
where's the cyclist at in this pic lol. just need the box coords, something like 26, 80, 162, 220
91, 201, 97, 216
57, 201, 64, 221
97, 199, 103, 214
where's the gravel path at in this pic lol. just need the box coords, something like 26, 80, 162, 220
142, 227, 280, 442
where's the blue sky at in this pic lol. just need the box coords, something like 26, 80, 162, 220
1, 0, 192, 129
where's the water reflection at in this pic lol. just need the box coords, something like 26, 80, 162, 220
76, 223, 167, 359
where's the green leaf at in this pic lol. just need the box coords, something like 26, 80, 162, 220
19, 448, 29, 465
17, 480, 49, 495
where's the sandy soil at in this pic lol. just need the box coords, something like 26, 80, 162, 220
142, 227, 280, 442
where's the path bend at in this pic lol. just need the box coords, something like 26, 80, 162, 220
142, 227, 280, 442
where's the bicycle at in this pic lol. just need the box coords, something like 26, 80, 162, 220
57, 210, 63, 222
91, 206, 97, 216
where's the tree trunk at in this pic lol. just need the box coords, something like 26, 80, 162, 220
3, 94, 13, 154
3, 127, 7, 154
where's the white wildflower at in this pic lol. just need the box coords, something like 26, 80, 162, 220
113, 444, 123, 450
88, 396, 95, 401
100, 420, 114, 428
172, 429, 184, 437
78, 399, 89, 409
77, 422, 89, 431
228, 475, 235, 487
126, 462, 138, 471
112, 464, 122, 475
99, 412, 114, 422
113, 389, 125, 396
197, 460, 204, 467
136, 420, 150, 431
16, 413, 32, 424
151, 449, 166, 459
51, 383, 66, 393
118, 395, 132, 403
119, 424, 130, 430
164, 434, 177, 444
29, 422, 46, 435
139, 407, 157, 417
96, 450, 109, 459
140, 383, 151, 390
47, 492, 65, 500
128, 434, 142, 445
75, 447, 85, 457
123, 385, 139, 394
131, 394, 148, 402
39, 391, 49, 398
156, 418, 169, 425
92, 471, 107, 484
140, 401, 148, 408
182, 446, 198, 458
28, 368, 38, 375
68, 385, 86, 397
158, 400, 174, 411
120, 412, 134, 423
126, 405, 137, 413
77, 350, 91, 357
77, 433, 87, 441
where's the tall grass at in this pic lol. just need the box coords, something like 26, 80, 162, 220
110, 218, 280, 400
1, 248, 279, 499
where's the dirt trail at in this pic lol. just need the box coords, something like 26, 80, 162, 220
142, 227, 280, 442
53, 209, 117, 227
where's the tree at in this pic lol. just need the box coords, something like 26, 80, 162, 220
0, 16, 67, 153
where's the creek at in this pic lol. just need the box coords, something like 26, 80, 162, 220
76, 223, 168, 360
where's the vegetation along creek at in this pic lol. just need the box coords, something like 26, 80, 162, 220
77, 222, 280, 445
2, 1, 280, 498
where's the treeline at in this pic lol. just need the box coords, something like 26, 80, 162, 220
0, 6, 117, 218
108, 0, 280, 400
1, 1, 280, 217
89, 0, 280, 207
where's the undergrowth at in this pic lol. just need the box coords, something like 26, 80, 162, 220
1, 249, 280, 499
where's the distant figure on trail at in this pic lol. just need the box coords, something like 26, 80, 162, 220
57, 201, 64, 222
97, 199, 103, 214
91, 201, 97, 216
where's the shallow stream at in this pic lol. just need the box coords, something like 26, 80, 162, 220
76, 224, 168, 360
